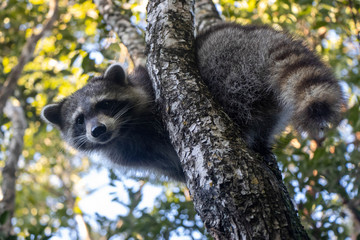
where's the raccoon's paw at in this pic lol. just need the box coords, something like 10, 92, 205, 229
293, 100, 343, 144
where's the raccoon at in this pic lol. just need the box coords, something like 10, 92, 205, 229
41, 65, 185, 181
41, 23, 344, 181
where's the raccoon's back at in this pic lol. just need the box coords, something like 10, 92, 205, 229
195, 24, 284, 130
195, 23, 344, 152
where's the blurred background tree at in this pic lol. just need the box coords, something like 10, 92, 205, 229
0, 0, 359, 239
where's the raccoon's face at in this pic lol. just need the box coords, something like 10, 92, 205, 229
41, 64, 151, 151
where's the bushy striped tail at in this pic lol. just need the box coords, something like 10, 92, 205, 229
269, 40, 345, 142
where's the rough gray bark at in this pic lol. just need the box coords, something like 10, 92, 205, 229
0, 0, 58, 115
194, 0, 223, 35
94, 0, 147, 67
0, 100, 27, 236
146, 0, 309, 239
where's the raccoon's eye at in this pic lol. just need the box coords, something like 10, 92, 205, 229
97, 100, 113, 110
96, 99, 131, 116
76, 114, 84, 125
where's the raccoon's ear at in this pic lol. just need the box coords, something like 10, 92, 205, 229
41, 103, 62, 128
104, 63, 128, 85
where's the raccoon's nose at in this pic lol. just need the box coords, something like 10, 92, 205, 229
91, 124, 107, 138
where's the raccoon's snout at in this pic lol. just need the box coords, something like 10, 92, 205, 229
86, 117, 113, 144
91, 124, 107, 138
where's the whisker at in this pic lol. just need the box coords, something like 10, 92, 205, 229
72, 134, 88, 149
113, 100, 156, 121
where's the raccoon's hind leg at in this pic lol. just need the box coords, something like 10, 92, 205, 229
243, 109, 283, 180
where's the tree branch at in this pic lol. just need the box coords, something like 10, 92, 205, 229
146, 0, 309, 238
0, 0, 59, 115
0, 99, 27, 236
194, 0, 222, 34
94, 0, 147, 67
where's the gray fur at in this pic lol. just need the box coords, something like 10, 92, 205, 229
196, 23, 344, 154
41, 23, 344, 181
41, 64, 184, 181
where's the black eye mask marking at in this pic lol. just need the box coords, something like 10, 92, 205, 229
76, 114, 85, 125
96, 100, 112, 110
96, 99, 132, 117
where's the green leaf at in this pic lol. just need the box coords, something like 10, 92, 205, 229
0, 211, 9, 225
81, 54, 96, 73
70, 52, 80, 67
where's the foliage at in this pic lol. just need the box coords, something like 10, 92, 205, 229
91, 172, 208, 239
0, 0, 359, 239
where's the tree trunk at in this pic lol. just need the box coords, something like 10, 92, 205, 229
146, 0, 309, 239
95, 0, 310, 238
194, 0, 223, 35
94, 0, 147, 67
0, 100, 27, 236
